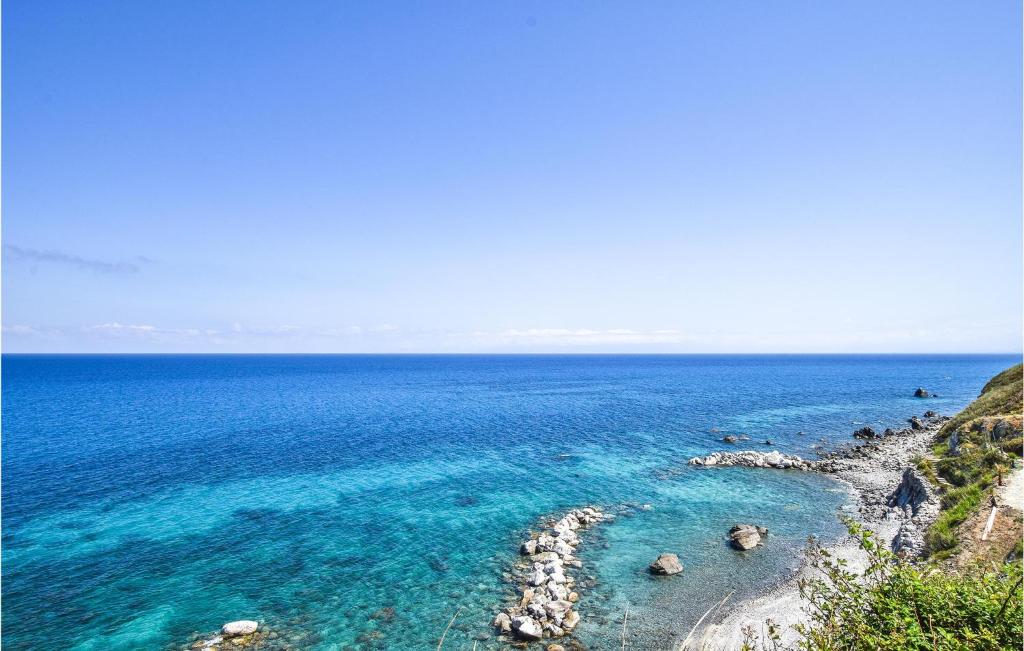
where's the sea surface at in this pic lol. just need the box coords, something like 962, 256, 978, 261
1, 354, 1017, 650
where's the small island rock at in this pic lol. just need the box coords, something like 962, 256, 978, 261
914, 388, 930, 398
648, 553, 684, 575
729, 524, 767, 550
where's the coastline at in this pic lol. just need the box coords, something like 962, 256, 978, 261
693, 415, 944, 650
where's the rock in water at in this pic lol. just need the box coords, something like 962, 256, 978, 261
729, 524, 766, 550
561, 610, 580, 631
913, 388, 930, 398
511, 615, 544, 641
493, 612, 512, 632
221, 621, 259, 637
853, 426, 877, 439
648, 553, 683, 575
722, 435, 737, 444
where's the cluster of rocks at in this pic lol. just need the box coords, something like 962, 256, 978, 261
187, 621, 266, 650
690, 414, 955, 481
688, 450, 815, 471
729, 524, 768, 550
887, 468, 939, 557
493, 507, 610, 643
913, 387, 939, 398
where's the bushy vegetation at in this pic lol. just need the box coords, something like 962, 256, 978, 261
740, 524, 1023, 651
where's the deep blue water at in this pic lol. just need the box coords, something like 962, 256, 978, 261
2, 354, 1018, 650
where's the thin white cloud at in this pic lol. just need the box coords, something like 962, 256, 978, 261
88, 323, 209, 337
474, 328, 694, 346
91, 323, 159, 333
4, 244, 151, 275
2, 324, 41, 335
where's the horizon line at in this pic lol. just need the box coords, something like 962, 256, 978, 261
2, 351, 1021, 357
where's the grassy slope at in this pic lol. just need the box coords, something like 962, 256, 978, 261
937, 364, 1023, 441
925, 363, 1023, 557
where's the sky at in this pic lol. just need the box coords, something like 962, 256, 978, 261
2, 1, 1021, 353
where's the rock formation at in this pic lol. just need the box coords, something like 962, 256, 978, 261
648, 553, 684, 575
494, 506, 610, 643
689, 450, 814, 470
729, 524, 767, 550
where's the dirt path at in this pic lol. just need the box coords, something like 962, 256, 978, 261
952, 463, 1023, 569
997, 464, 1023, 510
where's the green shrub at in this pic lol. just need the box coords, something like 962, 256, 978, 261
914, 456, 939, 486
1009, 539, 1023, 562
741, 523, 1024, 650
997, 436, 1022, 456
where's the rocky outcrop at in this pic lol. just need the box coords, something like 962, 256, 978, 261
648, 553, 683, 575
914, 388, 930, 398
888, 468, 932, 515
722, 435, 737, 444
853, 427, 878, 439
689, 450, 814, 471
494, 506, 609, 642
908, 416, 924, 430
887, 468, 939, 556
729, 524, 767, 550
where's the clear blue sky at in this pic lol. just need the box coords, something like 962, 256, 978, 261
3, 1, 1021, 353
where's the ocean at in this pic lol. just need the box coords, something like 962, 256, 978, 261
1, 354, 1017, 650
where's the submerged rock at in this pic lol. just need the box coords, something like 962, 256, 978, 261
221, 621, 259, 637
561, 610, 580, 631
648, 553, 684, 575
722, 435, 737, 444
493, 612, 512, 633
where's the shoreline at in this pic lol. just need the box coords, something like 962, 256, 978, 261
692, 414, 945, 650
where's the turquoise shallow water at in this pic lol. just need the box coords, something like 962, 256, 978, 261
1, 354, 1017, 649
